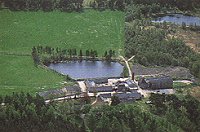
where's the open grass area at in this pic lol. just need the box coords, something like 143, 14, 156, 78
0, 55, 75, 96
0, 9, 124, 56
0, 9, 124, 95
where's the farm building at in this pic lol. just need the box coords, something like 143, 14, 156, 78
138, 76, 173, 89
85, 80, 96, 88
88, 86, 113, 93
92, 78, 109, 84
125, 79, 138, 89
99, 93, 112, 102
38, 86, 81, 98
114, 92, 143, 102
115, 83, 130, 92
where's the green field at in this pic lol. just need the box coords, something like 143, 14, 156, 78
0, 9, 124, 95
0, 9, 124, 55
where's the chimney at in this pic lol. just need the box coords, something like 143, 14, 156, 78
132, 72, 135, 81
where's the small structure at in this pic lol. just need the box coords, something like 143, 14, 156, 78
125, 79, 138, 89
64, 86, 81, 94
116, 83, 130, 92
99, 93, 112, 102
85, 80, 96, 88
114, 92, 143, 102
138, 76, 173, 89
92, 78, 108, 84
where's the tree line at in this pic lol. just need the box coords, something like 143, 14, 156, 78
0, 0, 125, 12
31, 46, 116, 65
125, 0, 200, 10
90, 0, 125, 11
2, 0, 84, 12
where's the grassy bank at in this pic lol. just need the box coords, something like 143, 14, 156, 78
0, 55, 73, 95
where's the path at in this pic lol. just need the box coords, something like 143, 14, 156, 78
77, 81, 87, 92
119, 55, 135, 79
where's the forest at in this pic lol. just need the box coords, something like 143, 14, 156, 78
125, 3, 200, 78
0, 92, 199, 131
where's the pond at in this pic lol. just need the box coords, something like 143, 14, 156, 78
152, 14, 200, 26
48, 60, 124, 79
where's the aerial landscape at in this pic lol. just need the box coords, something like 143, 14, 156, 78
0, 0, 200, 131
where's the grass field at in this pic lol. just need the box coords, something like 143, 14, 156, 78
0, 9, 124, 55
0, 9, 124, 95
0, 55, 73, 96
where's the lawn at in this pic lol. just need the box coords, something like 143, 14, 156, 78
0, 9, 124, 56
0, 9, 124, 95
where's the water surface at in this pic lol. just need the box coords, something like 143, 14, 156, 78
48, 60, 124, 79
152, 14, 200, 26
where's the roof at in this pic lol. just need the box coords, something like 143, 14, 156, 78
38, 89, 63, 97
125, 80, 137, 88
88, 86, 113, 93
85, 80, 96, 88
90, 78, 108, 84
99, 93, 112, 98
115, 92, 142, 100
39, 86, 81, 98
145, 76, 173, 83
138, 76, 173, 89
65, 86, 81, 93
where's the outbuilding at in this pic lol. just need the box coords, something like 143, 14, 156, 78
138, 76, 173, 89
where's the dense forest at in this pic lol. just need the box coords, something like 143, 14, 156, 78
0, 92, 199, 131
125, 3, 200, 78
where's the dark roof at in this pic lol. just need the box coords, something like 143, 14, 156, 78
38, 89, 63, 97
39, 86, 81, 98
125, 80, 137, 88
90, 78, 108, 84
65, 86, 81, 92
145, 76, 172, 82
138, 76, 173, 89
115, 92, 142, 100
99, 93, 112, 98
88, 86, 113, 93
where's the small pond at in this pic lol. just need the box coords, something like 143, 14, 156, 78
48, 60, 124, 79
152, 14, 200, 26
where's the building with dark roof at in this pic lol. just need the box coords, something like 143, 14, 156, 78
114, 92, 143, 102
125, 80, 138, 88
99, 93, 112, 99
38, 86, 81, 98
65, 86, 81, 93
88, 86, 113, 93
138, 76, 173, 89
89, 78, 108, 84
84, 80, 96, 88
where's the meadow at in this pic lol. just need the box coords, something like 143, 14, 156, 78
0, 9, 124, 55
0, 9, 124, 95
